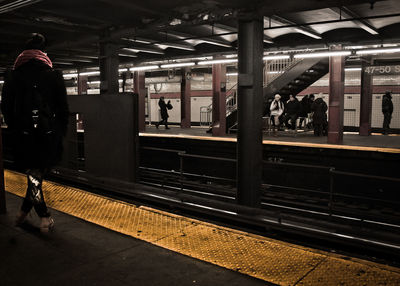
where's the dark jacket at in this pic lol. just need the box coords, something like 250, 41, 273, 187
299, 95, 313, 117
311, 98, 328, 125
382, 93, 393, 114
1, 60, 69, 169
158, 99, 172, 120
285, 98, 301, 116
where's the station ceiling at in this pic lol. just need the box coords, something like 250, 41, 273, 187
1, 0, 400, 73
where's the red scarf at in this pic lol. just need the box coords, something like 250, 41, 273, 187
13, 49, 53, 69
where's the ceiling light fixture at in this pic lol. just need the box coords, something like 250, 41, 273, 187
294, 51, 351, 58
63, 73, 78, 78
356, 47, 400, 55
79, 71, 100, 76
226, 72, 238, 76
198, 59, 238, 65
263, 55, 290, 60
160, 62, 195, 68
130, 65, 159, 72
345, 67, 362, 71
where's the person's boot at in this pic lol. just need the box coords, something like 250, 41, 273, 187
155, 122, 159, 129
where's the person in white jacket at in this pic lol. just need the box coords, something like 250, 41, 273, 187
270, 94, 284, 136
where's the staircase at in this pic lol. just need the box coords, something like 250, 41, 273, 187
227, 57, 329, 133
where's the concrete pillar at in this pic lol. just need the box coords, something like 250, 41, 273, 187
236, 14, 263, 207
99, 42, 119, 94
212, 63, 226, 136
0, 127, 6, 214
359, 57, 373, 136
327, 45, 345, 144
77, 74, 88, 95
180, 67, 191, 128
133, 71, 146, 132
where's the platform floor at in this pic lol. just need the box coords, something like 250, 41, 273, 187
2, 170, 400, 286
141, 125, 400, 151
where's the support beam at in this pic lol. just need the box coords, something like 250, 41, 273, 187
100, 42, 119, 94
270, 15, 322, 39
329, 7, 379, 35
327, 45, 345, 144
359, 57, 373, 136
236, 14, 263, 208
211, 63, 226, 136
180, 67, 191, 128
133, 71, 146, 132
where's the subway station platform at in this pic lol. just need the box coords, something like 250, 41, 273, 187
141, 126, 400, 152
2, 170, 400, 286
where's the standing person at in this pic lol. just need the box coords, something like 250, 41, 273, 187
283, 94, 301, 130
155, 96, 172, 129
1, 33, 69, 231
269, 94, 284, 136
298, 94, 315, 129
382, 91, 394, 135
311, 97, 328, 136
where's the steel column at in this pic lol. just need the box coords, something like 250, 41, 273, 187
133, 71, 146, 132
327, 45, 345, 144
180, 67, 191, 128
99, 42, 119, 94
0, 126, 6, 214
359, 57, 373, 136
212, 64, 226, 136
236, 15, 263, 207
77, 74, 88, 95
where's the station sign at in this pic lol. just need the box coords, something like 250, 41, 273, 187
363, 65, 400, 75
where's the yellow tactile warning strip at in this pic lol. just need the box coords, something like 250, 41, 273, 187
5, 169, 400, 285
140, 132, 400, 154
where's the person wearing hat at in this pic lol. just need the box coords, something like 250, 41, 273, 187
382, 91, 393, 135
1, 33, 69, 231
269, 94, 284, 136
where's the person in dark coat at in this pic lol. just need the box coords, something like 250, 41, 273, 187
382, 91, 394, 135
155, 96, 172, 129
311, 97, 328, 136
1, 33, 69, 231
298, 94, 314, 129
283, 94, 301, 130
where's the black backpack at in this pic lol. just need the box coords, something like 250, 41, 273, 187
16, 76, 56, 135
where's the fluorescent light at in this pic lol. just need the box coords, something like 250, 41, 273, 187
118, 79, 123, 83
79, 71, 100, 76
226, 72, 238, 76
224, 54, 237, 58
88, 81, 101, 84
345, 67, 362, 71
198, 59, 238, 65
294, 51, 351, 58
0, 80, 4, 84
160, 62, 195, 68
267, 71, 283, 74
263, 55, 290, 60
130, 65, 159, 72
356, 47, 400, 55
63, 73, 78, 78
118, 53, 138, 58
118, 68, 128, 72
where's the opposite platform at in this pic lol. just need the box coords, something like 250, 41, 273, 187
4, 170, 400, 285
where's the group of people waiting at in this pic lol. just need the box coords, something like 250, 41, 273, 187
267, 93, 328, 136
